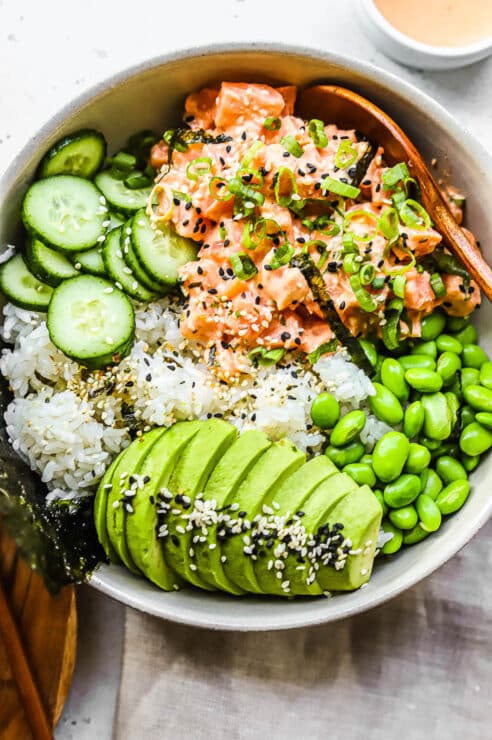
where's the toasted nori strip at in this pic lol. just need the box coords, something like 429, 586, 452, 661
164, 127, 233, 172
350, 139, 376, 186
290, 253, 373, 375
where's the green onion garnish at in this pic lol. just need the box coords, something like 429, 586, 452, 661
124, 172, 152, 189
398, 199, 432, 229
378, 207, 400, 244
349, 274, 377, 312
280, 135, 303, 158
219, 224, 227, 240
343, 254, 360, 274
228, 178, 265, 207
242, 218, 280, 250
307, 339, 338, 364
343, 209, 378, 242
236, 167, 265, 188
382, 162, 411, 190
342, 232, 358, 254
335, 141, 358, 170
392, 274, 407, 298
171, 189, 192, 203
302, 214, 340, 237
359, 263, 376, 286
186, 156, 213, 181
382, 297, 404, 350
320, 177, 360, 199
382, 245, 416, 275
208, 177, 233, 201
268, 242, 295, 270
241, 141, 265, 168
372, 276, 385, 290
249, 347, 286, 366
230, 252, 258, 280
430, 272, 446, 297
308, 119, 328, 148
274, 167, 298, 207
110, 151, 138, 174
264, 117, 281, 131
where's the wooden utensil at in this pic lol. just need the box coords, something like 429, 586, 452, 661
0, 527, 76, 739
298, 85, 492, 303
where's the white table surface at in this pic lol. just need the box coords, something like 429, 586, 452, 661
0, 1, 491, 737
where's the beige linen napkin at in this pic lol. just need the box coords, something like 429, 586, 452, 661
116, 519, 492, 740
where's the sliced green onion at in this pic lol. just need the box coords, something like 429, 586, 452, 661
236, 167, 264, 188
382, 297, 404, 350
399, 199, 432, 229
110, 151, 138, 173
241, 141, 264, 168
209, 177, 233, 201
308, 119, 328, 148
359, 262, 376, 286
320, 176, 360, 199
392, 274, 407, 298
268, 242, 295, 270
171, 189, 192, 203
242, 218, 281, 250
186, 156, 213, 181
249, 346, 285, 366
382, 245, 416, 275
280, 135, 303, 158
382, 162, 410, 190
349, 274, 377, 312
343, 209, 378, 242
430, 272, 446, 297
228, 178, 265, 207
302, 214, 340, 237
335, 140, 358, 170
343, 254, 360, 274
230, 252, 258, 280
342, 232, 358, 254
307, 339, 338, 364
274, 167, 298, 207
371, 276, 385, 290
378, 207, 400, 244
264, 117, 281, 131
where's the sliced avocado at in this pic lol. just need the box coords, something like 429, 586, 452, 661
195, 429, 272, 595
163, 419, 237, 590
125, 421, 202, 591
283, 472, 358, 596
253, 456, 338, 595
94, 456, 121, 563
316, 484, 382, 592
222, 438, 305, 594
105, 428, 166, 574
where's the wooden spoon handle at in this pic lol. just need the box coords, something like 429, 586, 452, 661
0, 577, 53, 740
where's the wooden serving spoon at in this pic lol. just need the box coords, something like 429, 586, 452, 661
298, 85, 492, 303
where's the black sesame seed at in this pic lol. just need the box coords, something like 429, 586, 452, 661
281, 331, 291, 341
185, 201, 192, 210
171, 535, 179, 546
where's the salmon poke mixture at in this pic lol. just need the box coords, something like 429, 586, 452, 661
1, 82, 491, 597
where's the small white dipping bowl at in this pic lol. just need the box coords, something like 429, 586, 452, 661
358, 0, 492, 70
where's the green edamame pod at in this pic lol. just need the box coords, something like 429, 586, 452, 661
389, 505, 418, 530
459, 422, 492, 456
436, 334, 463, 355
435, 455, 467, 484
359, 454, 373, 465
436, 479, 470, 515
405, 368, 443, 393
381, 520, 403, 555
454, 324, 478, 346
405, 443, 431, 474
463, 384, 492, 413
372, 432, 410, 483
368, 383, 404, 426
446, 315, 469, 333
479, 361, 492, 390
343, 463, 376, 487
310, 392, 340, 429
325, 441, 365, 468
403, 401, 425, 439
475, 411, 492, 430
399, 354, 436, 371
416, 494, 442, 532
420, 468, 443, 500
461, 454, 480, 473
437, 352, 462, 385
380, 358, 409, 402
359, 339, 378, 368
460, 406, 475, 428
461, 367, 480, 389
384, 474, 421, 508
462, 344, 488, 369
372, 489, 388, 516
412, 340, 437, 359
403, 524, 430, 546
420, 311, 446, 341
421, 392, 452, 441
330, 410, 366, 447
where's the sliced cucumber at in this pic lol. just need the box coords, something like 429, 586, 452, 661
131, 209, 197, 287
0, 253, 53, 311
102, 227, 160, 303
22, 175, 107, 252
47, 275, 134, 368
120, 218, 166, 293
108, 211, 125, 231
24, 236, 80, 286
38, 129, 106, 179
94, 170, 152, 214
71, 247, 106, 277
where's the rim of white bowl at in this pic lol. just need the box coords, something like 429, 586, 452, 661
2, 42, 492, 630
361, 0, 492, 58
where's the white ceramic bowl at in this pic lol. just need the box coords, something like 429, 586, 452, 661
358, 0, 492, 70
1, 44, 492, 630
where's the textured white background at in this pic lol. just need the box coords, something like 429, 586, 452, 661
0, 1, 491, 738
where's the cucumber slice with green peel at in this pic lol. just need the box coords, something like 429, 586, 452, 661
24, 236, 80, 286
22, 175, 108, 252
38, 129, 106, 179
95, 170, 152, 214
94, 456, 122, 564
0, 253, 53, 310
108, 211, 125, 231
47, 274, 135, 368
253, 456, 338, 596
121, 219, 167, 293
102, 227, 160, 303
71, 246, 106, 277
105, 428, 166, 574
131, 209, 197, 287
125, 421, 202, 591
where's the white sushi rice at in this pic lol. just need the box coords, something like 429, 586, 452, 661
0, 297, 389, 503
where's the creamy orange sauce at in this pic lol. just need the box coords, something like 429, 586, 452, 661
374, 0, 492, 47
